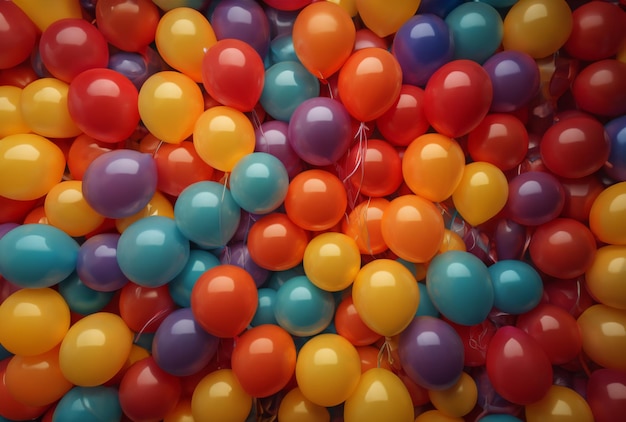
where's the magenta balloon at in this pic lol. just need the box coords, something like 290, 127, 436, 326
506, 171, 565, 226
483, 50, 540, 112
255, 120, 303, 178
220, 241, 270, 288
211, 0, 271, 59
76, 233, 129, 292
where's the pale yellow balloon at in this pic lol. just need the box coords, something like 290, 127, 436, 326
0, 86, 30, 138
526, 385, 593, 422
12, 0, 82, 31
278, 387, 331, 422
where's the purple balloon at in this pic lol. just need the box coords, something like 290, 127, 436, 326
506, 171, 565, 226
107, 48, 163, 90
494, 219, 527, 261
0, 223, 18, 241
82, 149, 157, 219
152, 307, 219, 377
76, 233, 129, 292
483, 51, 540, 112
220, 241, 269, 287
288, 97, 352, 166
264, 6, 299, 38
255, 120, 303, 178
398, 316, 465, 390
211, 0, 271, 59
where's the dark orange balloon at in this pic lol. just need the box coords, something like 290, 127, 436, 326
342, 197, 389, 255
154, 140, 215, 197
0, 358, 48, 421
67, 134, 122, 180
335, 295, 382, 347
356, 346, 381, 373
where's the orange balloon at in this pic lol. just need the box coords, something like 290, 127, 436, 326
439, 229, 466, 254
338, 48, 403, 122
342, 197, 390, 255
293, 2, 356, 80
44, 180, 105, 237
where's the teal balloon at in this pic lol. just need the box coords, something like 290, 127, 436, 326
229, 152, 289, 214
260, 61, 320, 122
251, 288, 278, 326
52, 386, 122, 422
274, 275, 335, 337
59, 272, 115, 315
134, 332, 154, 352
416, 282, 440, 318
270, 34, 299, 64
266, 265, 305, 290
477, 0, 519, 8
174, 181, 241, 249
426, 251, 495, 325
0, 344, 11, 361
168, 249, 221, 308
478, 415, 523, 422
488, 260, 543, 315
117, 216, 190, 287
445, 1, 504, 63
0, 224, 79, 288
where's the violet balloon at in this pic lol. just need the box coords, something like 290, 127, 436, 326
493, 219, 527, 261
220, 241, 270, 288
483, 50, 540, 112
76, 233, 129, 292
265, 6, 300, 38
0, 223, 18, 240
506, 171, 565, 226
210, 0, 271, 59
255, 120, 303, 178
605, 115, 626, 182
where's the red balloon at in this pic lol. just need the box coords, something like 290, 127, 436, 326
376, 84, 429, 147
67, 134, 123, 181
486, 326, 553, 405
587, 368, 626, 422
354, 28, 389, 51
263, 0, 312, 11
467, 114, 529, 171
542, 277, 595, 319
448, 319, 497, 367
558, 174, 604, 223
0, 195, 37, 224
118, 283, 177, 334
0, 358, 48, 421
202, 39, 265, 112
334, 295, 382, 347
572, 59, 626, 117
0, 1, 38, 69
95, 0, 160, 52
154, 141, 215, 197
424, 59, 493, 138
342, 139, 403, 198
0, 61, 38, 88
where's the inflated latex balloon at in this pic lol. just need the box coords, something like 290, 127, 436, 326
356, 0, 421, 37
467, 114, 529, 171
115, 190, 176, 233
428, 372, 478, 417
44, 180, 105, 237
572, 59, 626, 117
210, 0, 271, 59
277, 387, 331, 422
52, 386, 122, 422
254, 120, 303, 178
605, 116, 626, 182
482, 51, 540, 113
95, 0, 160, 52
304, 232, 361, 292
586, 245, 626, 310
118, 283, 176, 334
0, 86, 30, 137
589, 181, 626, 244
0, 2, 38, 69
577, 304, 626, 371
191, 369, 252, 422
488, 259, 543, 315
525, 385, 593, 422
376, 84, 429, 146
506, 171, 565, 226
344, 138, 403, 197
587, 368, 626, 422
58, 272, 115, 315
341, 197, 390, 255
334, 295, 382, 346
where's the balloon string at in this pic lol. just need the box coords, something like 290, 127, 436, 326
133, 307, 172, 343
377, 337, 394, 368
152, 140, 164, 158
343, 122, 368, 210
251, 108, 262, 131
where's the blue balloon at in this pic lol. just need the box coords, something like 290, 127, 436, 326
274, 275, 335, 337
260, 61, 320, 122
174, 181, 242, 249
392, 14, 455, 87
0, 224, 79, 288
266, 264, 306, 290
117, 216, 190, 287
58, 272, 115, 315
445, 2, 504, 63
52, 386, 122, 422
426, 251, 495, 325
270, 34, 299, 64
478, 415, 523, 422
168, 249, 221, 308
605, 115, 626, 182
416, 282, 440, 318
488, 260, 543, 315
0, 343, 11, 361
251, 288, 278, 326
108, 52, 150, 89
417, 0, 464, 18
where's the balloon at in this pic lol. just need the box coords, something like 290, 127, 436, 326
0, 86, 29, 138
0, 358, 48, 420
578, 304, 626, 371
447, 319, 496, 367
482, 51, 540, 112
528, 218, 596, 279
589, 181, 626, 245
153, 141, 215, 197
220, 242, 270, 288
108, 48, 163, 90
138, 71, 205, 144
502, 0, 573, 59
376, 85, 429, 146
334, 295, 382, 346
95, 0, 160, 52
59, 312, 133, 386
191, 369, 252, 422
191, 264, 258, 338
356, 0, 421, 37
586, 245, 626, 310
452, 162, 508, 227
428, 371, 477, 417
277, 387, 330, 422
52, 386, 122, 422
415, 410, 464, 421
0, 2, 37, 69
43, 180, 105, 237
295, 333, 361, 407
352, 259, 419, 337
343, 139, 403, 198
468, 114, 529, 171
587, 368, 626, 422
478, 416, 522, 422
114, 190, 175, 233
0, 133, 65, 201
303, 232, 361, 292
445, 2, 503, 63
119, 283, 176, 333
58, 272, 115, 315
0, 224, 79, 288
67, 134, 119, 181
338, 48, 403, 122
269, 33, 299, 64
489, 258, 541, 315
255, 120, 303, 179
250, 288, 278, 326
572, 59, 626, 117
341, 197, 389, 255
155, 7, 217, 81
210, 0, 270, 59
559, 174, 604, 223
525, 385, 593, 422
506, 171, 565, 226
292, 2, 355, 79
168, 249, 220, 308
417, 0, 463, 18
605, 116, 626, 182
247, 213, 309, 271
424, 59, 493, 138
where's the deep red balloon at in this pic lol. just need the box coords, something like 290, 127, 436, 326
0, 195, 37, 224
118, 283, 177, 334
343, 138, 403, 198
448, 318, 497, 367
376, 84, 429, 146
154, 141, 215, 197
0, 61, 38, 88
95, 0, 160, 52
572, 59, 626, 117
558, 174, 604, 222
542, 277, 595, 319
467, 114, 528, 171
263, 0, 311, 11
0, 1, 38, 69
587, 368, 626, 422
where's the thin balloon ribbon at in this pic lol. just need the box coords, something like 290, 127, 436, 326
342, 121, 369, 210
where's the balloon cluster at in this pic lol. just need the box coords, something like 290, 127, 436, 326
0, 0, 625, 421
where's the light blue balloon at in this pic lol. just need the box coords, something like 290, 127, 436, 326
274, 275, 335, 337
416, 282, 440, 318
270, 34, 299, 64
168, 249, 221, 307
58, 272, 115, 315
117, 216, 190, 287
260, 61, 320, 122
53, 386, 121, 422
0, 224, 79, 288
445, 1, 504, 63
174, 181, 241, 249
251, 288, 278, 326
266, 265, 305, 290
489, 260, 543, 315
230, 152, 289, 214
427, 251, 495, 325
478, 415, 523, 422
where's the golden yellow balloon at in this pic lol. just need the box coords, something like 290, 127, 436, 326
20, 78, 82, 139
586, 245, 626, 310
138, 71, 205, 144
191, 369, 252, 422
115, 190, 175, 233
59, 312, 133, 386
503, 0, 573, 59
439, 229, 466, 255
327, 0, 358, 16
428, 372, 477, 418
295, 333, 362, 407
304, 232, 361, 292
415, 410, 464, 422
352, 259, 419, 337
44, 180, 105, 237
452, 162, 508, 227
525, 385, 593, 422
589, 182, 626, 245
193, 106, 256, 172
278, 387, 331, 422
356, 0, 421, 37
344, 368, 414, 422
0, 85, 30, 138
577, 304, 626, 371
12, 0, 82, 31
0, 288, 70, 356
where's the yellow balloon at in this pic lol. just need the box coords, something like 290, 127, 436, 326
344, 368, 414, 422
12, 0, 82, 31
59, 312, 133, 386
577, 304, 626, 371
155, 7, 218, 82
138, 71, 205, 144
278, 387, 331, 422
295, 333, 362, 407
327, 0, 358, 17
0, 86, 30, 138
402, 134, 466, 203
20, 78, 82, 139
452, 162, 508, 227
352, 259, 419, 337
439, 229, 466, 255
115, 190, 175, 233
525, 385, 593, 422
164, 397, 194, 422
503, 0, 573, 59
193, 106, 256, 172
415, 410, 464, 422
44, 180, 105, 237
428, 372, 477, 418
304, 232, 361, 292
0, 288, 70, 356
589, 181, 626, 245
356, 0, 421, 37
586, 245, 626, 310
191, 369, 252, 422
